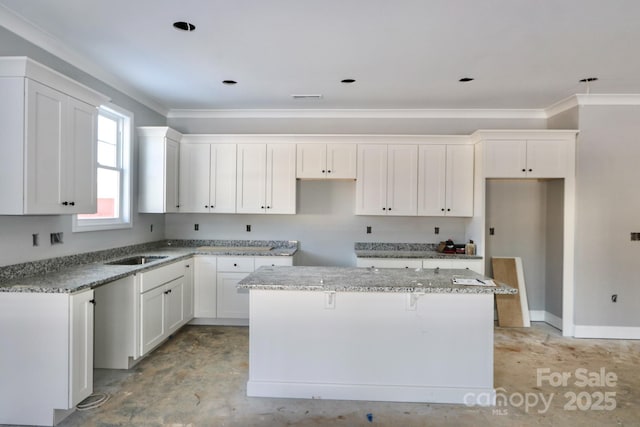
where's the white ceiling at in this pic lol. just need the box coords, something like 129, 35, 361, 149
1, 0, 639, 114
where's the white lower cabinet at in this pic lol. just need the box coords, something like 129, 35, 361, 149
0, 289, 94, 426
422, 258, 483, 273
140, 276, 185, 355
94, 259, 193, 370
217, 272, 251, 319
139, 263, 187, 357
193, 255, 293, 323
355, 258, 422, 269
356, 257, 483, 274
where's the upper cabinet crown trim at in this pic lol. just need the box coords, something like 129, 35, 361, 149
137, 126, 183, 141
0, 56, 109, 107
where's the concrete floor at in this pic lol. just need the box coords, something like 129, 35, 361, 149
57, 323, 639, 427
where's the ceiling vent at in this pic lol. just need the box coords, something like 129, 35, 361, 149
291, 94, 323, 99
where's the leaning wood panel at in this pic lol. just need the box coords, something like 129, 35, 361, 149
492, 257, 531, 327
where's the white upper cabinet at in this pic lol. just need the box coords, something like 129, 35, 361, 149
0, 57, 106, 215
418, 145, 474, 217
297, 143, 356, 179
356, 144, 418, 216
179, 141, 236, 213
138, 127, 181, 213
484, 138, 570, 178
237, 143, 296, 214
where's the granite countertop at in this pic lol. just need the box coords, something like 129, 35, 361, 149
354, 242, 483, 260
0, 240, 297, 294
238, 266, 516, 295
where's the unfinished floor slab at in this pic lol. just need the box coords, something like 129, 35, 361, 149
52, 323, 639, 427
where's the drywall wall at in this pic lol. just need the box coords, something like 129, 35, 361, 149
484, 180, 548, 311
547, 106, 579, 130
167, 116, 546, 135
0, 27, 167, 266
571, 105, 640, 327
545, 179, 564, 318
165, 181, 471, 267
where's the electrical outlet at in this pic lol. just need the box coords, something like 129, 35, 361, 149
194, 224, 199, 231
32, 233, 39, 247
50, 232, 63, 245
631, 232, 640, 241
434, 227, 439, 235
489, 227, 495, 236
246, 225, 251, 232
366, 226, 372, 234
611, 294, 618, 303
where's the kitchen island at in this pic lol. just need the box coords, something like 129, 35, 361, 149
238, 266, 516, 405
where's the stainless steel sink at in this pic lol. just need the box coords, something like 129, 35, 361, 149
105, 255, 168, 265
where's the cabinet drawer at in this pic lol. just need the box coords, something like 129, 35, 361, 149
254, 257, 293, 268
356, 258, 422, 269
139, 260, 185, 293
217, 257, 254, 272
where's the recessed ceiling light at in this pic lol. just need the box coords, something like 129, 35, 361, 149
173, 21, 196, 32
222, 80, 237, 85
459, 77, 475, 82
341, 79, 356, 84
579, 77, 598, 83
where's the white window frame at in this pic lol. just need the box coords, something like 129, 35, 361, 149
73, 103, 133, 232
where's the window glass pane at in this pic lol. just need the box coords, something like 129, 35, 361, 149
97, 114, 118, 144
78, 168, 120, 219
98, 140, 117, 167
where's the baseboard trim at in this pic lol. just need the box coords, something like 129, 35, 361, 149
574, 325, 640, 340
247, 380, 496, 405
189, 318, 249, 326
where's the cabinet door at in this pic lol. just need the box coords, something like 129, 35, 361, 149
194, 256, 217, 318
165, 138, 180, 212
266, 143, 296, 214
24, 80, 66, 214
236, 144, 266, 213
65, 98, 97, 214
483, 140, 527, 178
216, 272, 250, 319
210, 144, 237, 213
386, 145, 418, 216
140, 286, 165, 355
355, 144, 388, 215
327, 143, 357, 179
445, 145, 474, 217
179, 143, 210, 213
418, 145, 447, 216
69, 290, 94, 407
526, 139, 568, 178
164, 278, 185, 335
296, 144, 327, 178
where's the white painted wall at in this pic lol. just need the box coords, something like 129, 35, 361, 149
571, 106, 640, 327
545, 180, 564, 318
165, 181, 470, 266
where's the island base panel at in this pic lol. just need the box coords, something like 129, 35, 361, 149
248, 290, 495, 404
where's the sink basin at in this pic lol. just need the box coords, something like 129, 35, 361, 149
105, 255, 168, 265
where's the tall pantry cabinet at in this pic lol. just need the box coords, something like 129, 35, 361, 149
0, 57, 108, 215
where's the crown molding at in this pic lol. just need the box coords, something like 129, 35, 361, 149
0, 5, 169, 116
545, 94, 640, 118
167, 108, 547, 120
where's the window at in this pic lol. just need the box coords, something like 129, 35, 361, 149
73, 104, 132, 231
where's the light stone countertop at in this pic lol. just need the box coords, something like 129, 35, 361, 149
238, 266, 516, 294
0, 242, 297, 294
